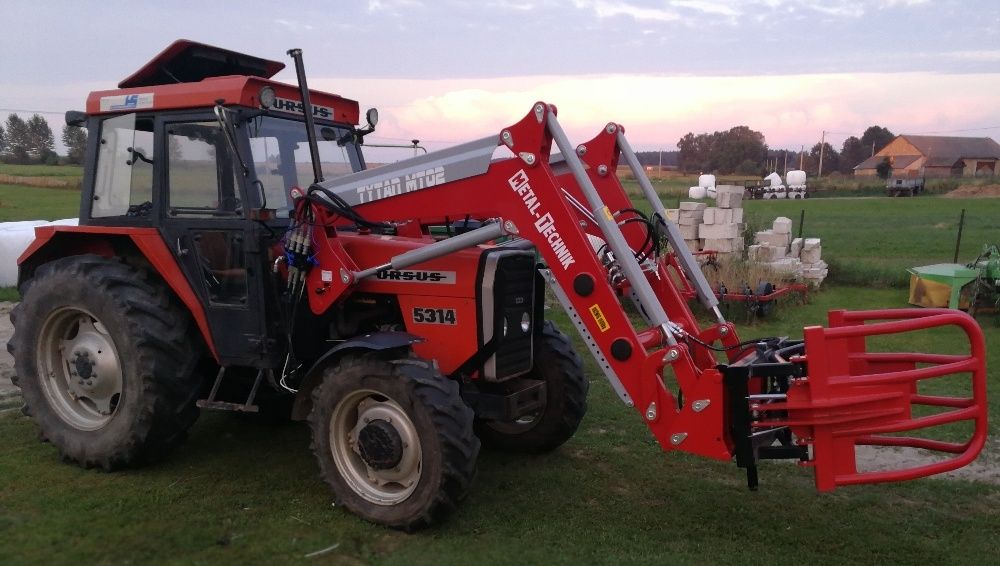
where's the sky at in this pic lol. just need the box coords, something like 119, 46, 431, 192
2, 0, 999, 155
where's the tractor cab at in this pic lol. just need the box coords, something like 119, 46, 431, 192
75, 40, 372, 366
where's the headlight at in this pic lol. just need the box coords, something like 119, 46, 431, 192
259, 86, 277, 109
502, 317, 508, 337
520, 312, 531, 333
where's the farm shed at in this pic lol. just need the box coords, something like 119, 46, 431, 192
854, 135, 1000, 178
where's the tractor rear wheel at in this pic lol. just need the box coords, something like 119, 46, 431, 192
8, 255, 201, 470
476, 321, 588, 453
308, 354, 479, 530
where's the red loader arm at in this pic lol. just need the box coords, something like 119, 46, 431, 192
295, 103, 988, 490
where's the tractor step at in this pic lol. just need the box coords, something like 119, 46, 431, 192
196, 399, 260, 413
197, 367, 265, 413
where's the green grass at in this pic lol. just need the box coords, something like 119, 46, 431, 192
0, 163, 84, 178
2, 286, 998, 563
2, 172, 999, 562
740, 197, 1000, 287
0, 184, 80, 222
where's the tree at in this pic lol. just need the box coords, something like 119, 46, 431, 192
677, 125, 767, 174
839, 136, 867, 174
876, 157, 892, 179
62, 124, 88, 164
26, 114, 55, 162
3, 114, 31, 164
860, 125, 894, 157
810, 142, 839, 176
0, 123, 5, 155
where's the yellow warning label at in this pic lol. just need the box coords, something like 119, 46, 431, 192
602, 206, 614, 221
589, 303, 611, 333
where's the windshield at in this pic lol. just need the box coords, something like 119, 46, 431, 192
246, 116, 362, 217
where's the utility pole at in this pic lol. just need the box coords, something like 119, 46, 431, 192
799, 145, 804, 169
817, 130, 826, 177
658, 149, 663, 179
783, 150, 788, 174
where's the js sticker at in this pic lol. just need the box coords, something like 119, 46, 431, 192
412, 307, 457, 325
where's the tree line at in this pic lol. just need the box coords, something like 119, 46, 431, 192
674, 124, 896, 177
0, 114, 87, 166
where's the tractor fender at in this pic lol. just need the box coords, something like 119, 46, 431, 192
291, 331, 425, 420
17, 226, 219, 360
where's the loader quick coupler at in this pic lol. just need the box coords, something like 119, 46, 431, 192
723, 350, 809, 491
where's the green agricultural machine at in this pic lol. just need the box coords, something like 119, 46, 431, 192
909, 244, 1000, 313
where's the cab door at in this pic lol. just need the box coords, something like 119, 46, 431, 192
157, 115, 279, 367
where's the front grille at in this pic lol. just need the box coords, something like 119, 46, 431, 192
479, 249, 536, 381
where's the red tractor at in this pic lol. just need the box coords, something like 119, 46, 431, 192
8, 41, 988, 530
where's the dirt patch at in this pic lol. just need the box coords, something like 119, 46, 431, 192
943, 184, 1000, 198
856, 442, 1000, 485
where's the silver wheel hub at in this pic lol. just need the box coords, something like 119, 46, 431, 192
330, 391, 422, 505
38, 308, 123, 430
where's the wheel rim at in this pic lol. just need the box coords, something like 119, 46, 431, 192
36, 307, 123, 430
329, 389, 423, 505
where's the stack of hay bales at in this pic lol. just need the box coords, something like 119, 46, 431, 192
698, 185, 744, 257
669, 202, 706, 252
749, 217, 828, 287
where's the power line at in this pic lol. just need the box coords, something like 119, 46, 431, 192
903, 125, 1000, 135
0, 107, 67, 116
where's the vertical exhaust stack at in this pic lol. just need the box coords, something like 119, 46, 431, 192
287, 48, 324, 184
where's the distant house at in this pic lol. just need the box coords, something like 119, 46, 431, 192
854, 135, 1000, 177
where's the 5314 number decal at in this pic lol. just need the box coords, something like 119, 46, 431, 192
412, 307, 457, 325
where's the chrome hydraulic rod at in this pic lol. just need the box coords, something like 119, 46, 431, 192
615, 129, 726, 325
546, 112, 677, 346
354, 222, 505, 281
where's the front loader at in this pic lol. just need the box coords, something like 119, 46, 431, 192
8, 41, 988, 530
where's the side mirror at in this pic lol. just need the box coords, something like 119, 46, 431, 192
65, 110, 87, 128
366, 108, 379, 129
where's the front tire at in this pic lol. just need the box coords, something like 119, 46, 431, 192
476, 321, 588, 453
8, 255, 201, 470
308, 354, 479, 530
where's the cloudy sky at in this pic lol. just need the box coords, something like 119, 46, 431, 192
3, 0, 999, 153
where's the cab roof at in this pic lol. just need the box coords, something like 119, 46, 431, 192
119, 39, 285, 88
85, 39, 360, 125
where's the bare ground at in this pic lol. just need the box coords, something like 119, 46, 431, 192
943, 184, 1000, 198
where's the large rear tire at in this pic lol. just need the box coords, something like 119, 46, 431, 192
476, 321, 588, 453
7, 255, 201, 470
308, 354, 479, 530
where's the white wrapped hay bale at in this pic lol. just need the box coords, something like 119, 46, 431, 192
698, 174, 716, 189
0, 219, 80, 286
688, 186, 707, 199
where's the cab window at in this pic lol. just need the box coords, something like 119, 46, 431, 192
91, 114, 154, 218
166, 122, 241, 216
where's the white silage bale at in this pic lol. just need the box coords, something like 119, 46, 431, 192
698, 174, 716, 189
688, 186, 707, 199
0, 227, 39, 286
0, 220, 47, 232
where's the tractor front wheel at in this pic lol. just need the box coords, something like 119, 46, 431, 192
8, 255, 201, 470
476, 321, 589, 453
309, 354, 479, 530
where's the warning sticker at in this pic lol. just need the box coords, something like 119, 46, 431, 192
589, 304, 610, 333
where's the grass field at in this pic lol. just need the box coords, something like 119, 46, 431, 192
2, 287, 998, 564
1, 167, 999, 563
0, 184, 80, 222
0, 163, 84, 178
